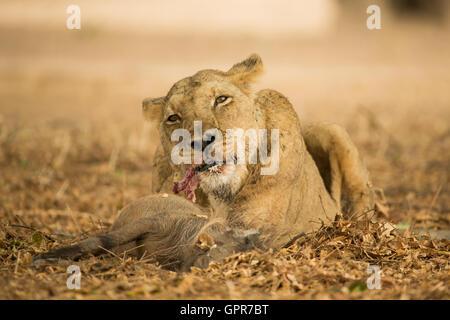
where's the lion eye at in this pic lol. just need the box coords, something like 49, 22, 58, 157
167, 114, 181, 123
214, 95, 230, 106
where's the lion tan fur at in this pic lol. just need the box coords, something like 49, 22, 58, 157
144, 54, 374, 248
33, 54, 374, 270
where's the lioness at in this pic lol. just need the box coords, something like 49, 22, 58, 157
33, 54, 373, 270
144, 54, 374, 248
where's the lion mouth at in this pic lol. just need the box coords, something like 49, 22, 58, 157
194, 162, 224, 173
172, 162, 228, 203
173, 155, 238, 203
194, 154, 238, 173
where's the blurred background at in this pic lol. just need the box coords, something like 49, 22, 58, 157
0, 0, 449, 231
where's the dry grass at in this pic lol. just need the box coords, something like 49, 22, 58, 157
0, 2, 449, 299
0, 83, 448, 300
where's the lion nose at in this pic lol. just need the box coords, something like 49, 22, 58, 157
191, 134, 215, 151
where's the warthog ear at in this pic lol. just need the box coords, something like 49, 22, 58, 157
142, 96, 165, 123
226, 54, 264, 93
196, 233, 216, 251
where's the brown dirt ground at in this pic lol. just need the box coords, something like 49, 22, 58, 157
0, 3, 449, 299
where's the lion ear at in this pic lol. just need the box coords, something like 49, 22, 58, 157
226, 54, 264, 91
142, 96, 165, 123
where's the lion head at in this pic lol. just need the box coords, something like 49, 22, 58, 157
143, 54, 274, 203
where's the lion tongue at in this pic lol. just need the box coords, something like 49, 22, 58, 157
172, 166, 199, 203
